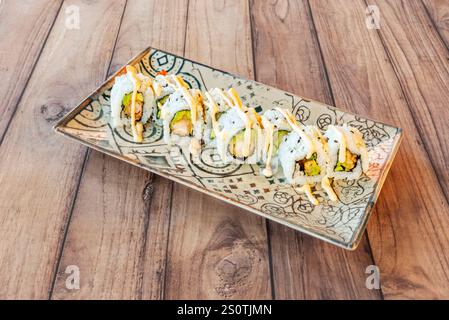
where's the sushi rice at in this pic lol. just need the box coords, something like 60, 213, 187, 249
109, 66, 370, 205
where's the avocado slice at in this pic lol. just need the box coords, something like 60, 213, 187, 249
335, 150, 358, 172
122, 92, 143, 117
229, 129, 256, 158
297, 153, 320, 176
170, 110, 192, 136
304, 159, 321, 176
273, 130, 289, 152
156, 95, 169, 119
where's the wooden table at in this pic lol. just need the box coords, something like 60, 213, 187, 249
0, 0, 448, 300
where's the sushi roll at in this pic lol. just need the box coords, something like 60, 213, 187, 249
110, 65, 156, 142
152, 72, 190, 124
268, 109, 318, 182
215, 89, 265, 164
203, 88, 235, 145
273, 109, 336, 204
325, 124, 369, 180
160, 87, 205, 155
278, 124, 328, 185
260, 108, 293, 177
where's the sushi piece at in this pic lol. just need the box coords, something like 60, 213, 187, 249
215, 89, 265, 164
325, 124, 369, 180
278, 123, 329, 185
160, 87, 205, 154
272, 108, 332, 204
152, 72, 190, 124
260, 108, 294, 177
110, 65, 156, 143
203, 88, 235, 145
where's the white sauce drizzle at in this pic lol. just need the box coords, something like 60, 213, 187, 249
171, 75, 188, 90
189, 137, 201, 155
297, 183, 319, 205
179, 87, 199, 124
261, 116, 274, 177
152, 82, 163, 97
126, 65, 143, 143
328, 125, 347, 163
226, 89, 253, 157
228, 88, 244, 109
217, 90, 234, 108
321, 176, 338, 202
204, 91, 221, 135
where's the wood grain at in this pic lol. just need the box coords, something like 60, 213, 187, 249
1, 0, 448, 300
0, 0, 126, 299
163, 0, 272, 299
309, 0, 449, 299
370, 0, 449, 200
422, 0, 449, 48
0, 0, 62, 139
250, 0, 381, 300
51, 0, 189, 299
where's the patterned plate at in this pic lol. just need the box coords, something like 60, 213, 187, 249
55, 47, 402, 250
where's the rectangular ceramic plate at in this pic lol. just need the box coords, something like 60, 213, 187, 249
55, 47, 402, 250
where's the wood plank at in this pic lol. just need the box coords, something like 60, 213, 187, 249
164, 0, 272, 299
0, 0, 62, 139
0, 0, 126, 299
51, 0, 189, 299
309, 0, 449, 299
250, 0, 381, 299
422, 0, 449, 48
371, 0, 449, 200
